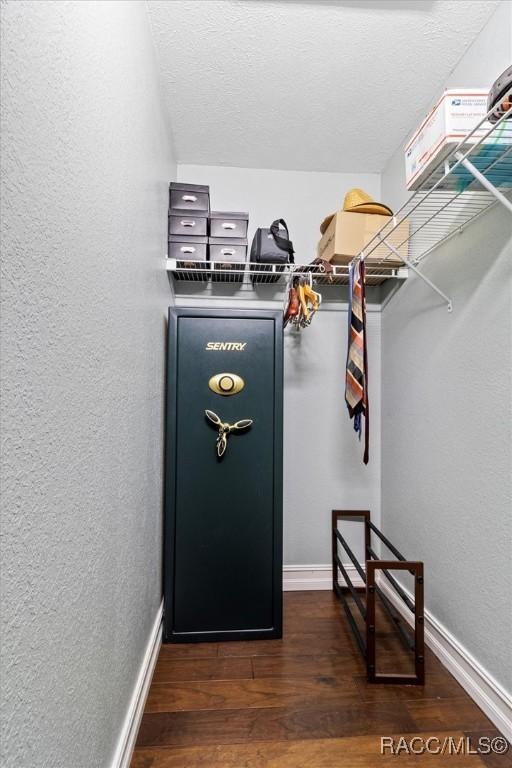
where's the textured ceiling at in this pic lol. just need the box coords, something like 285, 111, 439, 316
147, 0, 500, 172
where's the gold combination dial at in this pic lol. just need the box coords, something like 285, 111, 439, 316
208, 372, 245, 396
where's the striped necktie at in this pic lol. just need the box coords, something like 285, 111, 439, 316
345, 259, 369, 464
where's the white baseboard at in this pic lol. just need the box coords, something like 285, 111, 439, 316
111, 600, 163, 768
283, 563, 364, 591
377, 577, 512, 743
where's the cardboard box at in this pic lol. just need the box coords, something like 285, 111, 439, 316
405, 89, 492, 190
317, 211, 409, 266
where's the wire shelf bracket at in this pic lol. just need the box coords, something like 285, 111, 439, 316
377, 234, 453, 312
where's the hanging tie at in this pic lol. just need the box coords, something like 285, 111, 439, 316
345, 259, 369, 464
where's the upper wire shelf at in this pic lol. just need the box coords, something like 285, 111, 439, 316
358, 95, 512, 273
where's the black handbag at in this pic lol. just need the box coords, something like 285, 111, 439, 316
250, 219, 295, 265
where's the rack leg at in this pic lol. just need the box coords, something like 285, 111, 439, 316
332, 511, 338, 592
414, 563, 425, 685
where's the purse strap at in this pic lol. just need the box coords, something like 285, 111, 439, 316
270, 219, 295, 263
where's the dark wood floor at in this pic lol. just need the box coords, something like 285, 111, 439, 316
131, 591, 510, 767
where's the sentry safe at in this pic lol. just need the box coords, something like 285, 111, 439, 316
164, 308, 283, 642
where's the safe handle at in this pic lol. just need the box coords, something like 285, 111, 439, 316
231, 419, 253, 431
205, 409, 222, 426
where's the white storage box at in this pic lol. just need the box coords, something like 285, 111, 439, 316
405, 90, 491, 190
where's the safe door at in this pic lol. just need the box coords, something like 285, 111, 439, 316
164, 308, 283, 642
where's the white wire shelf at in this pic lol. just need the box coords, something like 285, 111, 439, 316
358, 97, 512, 276
167, 93, 511, 311
166, 258, 409, 287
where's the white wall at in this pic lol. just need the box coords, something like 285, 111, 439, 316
283, 308, 381, 566
381, 205, 512, 689
176, 164, 382, 565
177, 164, 381, 263
380, 1, 512, 696
0, 3, 174, 767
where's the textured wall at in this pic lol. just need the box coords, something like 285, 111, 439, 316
381, 205, 512, 693
175, 164, 383, 564
0, 2, 174, 767
380, 2, 512, 695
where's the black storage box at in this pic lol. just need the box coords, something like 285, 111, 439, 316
209, 237, 247, 282
169, 211, 208, 238
209, 237, 247, 264
169, 182, 210, 213
168, 235, 208, 271
209, 211, 249, 239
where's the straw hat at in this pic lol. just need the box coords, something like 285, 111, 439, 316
320, 188, 393, 234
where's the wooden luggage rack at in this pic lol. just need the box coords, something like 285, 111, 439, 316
332, 510, 425, 685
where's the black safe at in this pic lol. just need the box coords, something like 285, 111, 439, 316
164, 308, 283, 642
